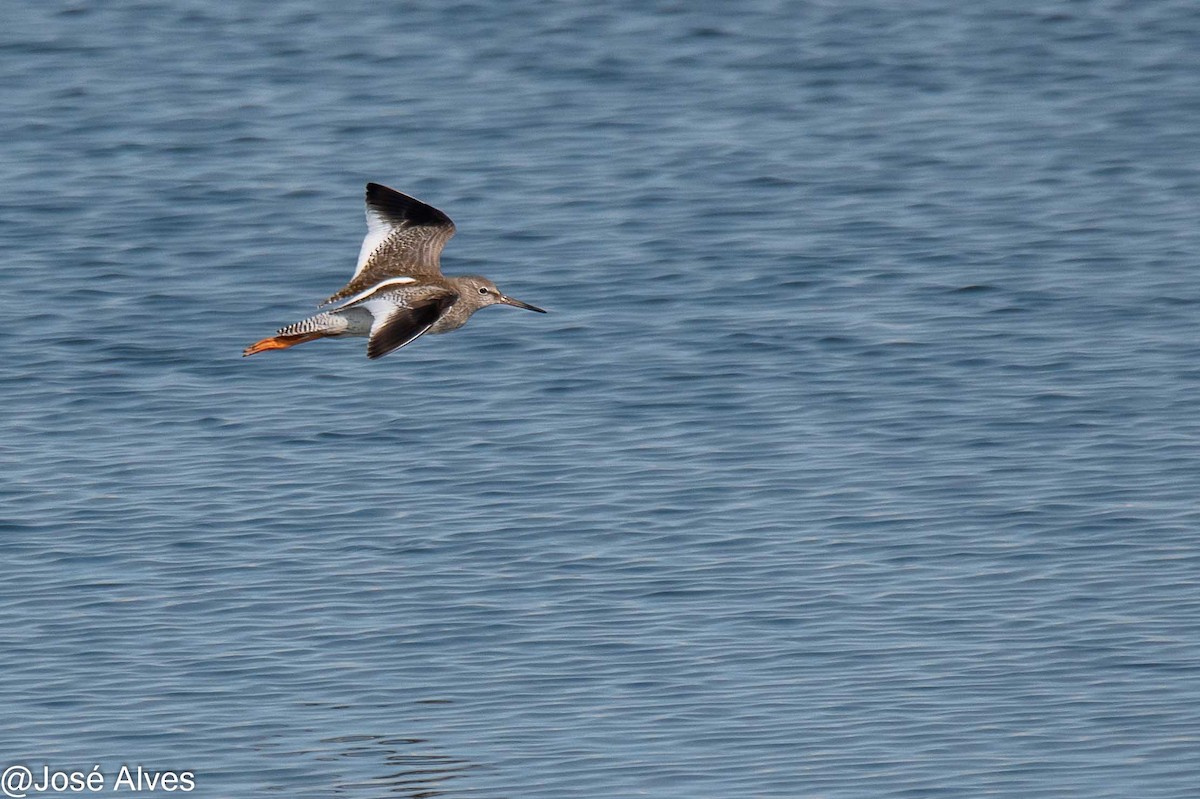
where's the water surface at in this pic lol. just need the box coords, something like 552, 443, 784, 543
2, 2, 1199, 797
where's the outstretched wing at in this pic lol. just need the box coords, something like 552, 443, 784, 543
320, 183, 456, 307
363, 288, 458, 360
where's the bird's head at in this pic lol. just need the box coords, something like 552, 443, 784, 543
459, 275, 546, 314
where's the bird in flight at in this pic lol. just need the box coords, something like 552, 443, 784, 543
244, 183, 546, 360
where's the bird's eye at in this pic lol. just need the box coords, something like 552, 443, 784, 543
478, 287, 489, 294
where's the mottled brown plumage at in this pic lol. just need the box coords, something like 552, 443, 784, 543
320, 183, 457, 306
243, 183, 545, 360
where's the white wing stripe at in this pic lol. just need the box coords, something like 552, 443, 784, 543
352, 209, 392, 280
329, 276, 417, 309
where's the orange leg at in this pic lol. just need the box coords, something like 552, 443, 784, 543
242, 331, 324, 356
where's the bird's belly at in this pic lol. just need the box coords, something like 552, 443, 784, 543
330, 307, 375, 337
427, 315, 467, 335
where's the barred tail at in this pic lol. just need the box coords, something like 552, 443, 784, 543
243, 313, 341, 357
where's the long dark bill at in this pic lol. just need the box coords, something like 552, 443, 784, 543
500, 295, 547, 313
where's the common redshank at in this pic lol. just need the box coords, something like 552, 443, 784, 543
244, 183, 545, 360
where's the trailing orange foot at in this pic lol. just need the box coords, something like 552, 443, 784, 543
242, 332, 323, 356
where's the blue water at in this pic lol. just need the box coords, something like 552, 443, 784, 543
3, 1, 1200, 796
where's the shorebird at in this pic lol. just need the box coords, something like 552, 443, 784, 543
243, 183, 546, 360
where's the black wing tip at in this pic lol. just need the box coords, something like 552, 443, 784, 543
365, 182, 454, 229
364, 291, 458, 360
366, 332, 403, 360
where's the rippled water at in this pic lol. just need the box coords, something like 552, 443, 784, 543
3, 1, 1200, 797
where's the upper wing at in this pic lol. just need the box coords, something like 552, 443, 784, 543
364, 289, 458, 360
320, 183, 456, 307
